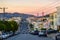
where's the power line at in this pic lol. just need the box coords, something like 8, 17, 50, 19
37, 0, 60, 13
45, 1, 60, 13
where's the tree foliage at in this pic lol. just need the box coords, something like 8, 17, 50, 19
0, 20, 19, 34
29, 24, 34, 30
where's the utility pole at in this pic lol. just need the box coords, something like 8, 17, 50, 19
37, 13, 39, 17
42, 12, 44, 16
0, 7, 8, 20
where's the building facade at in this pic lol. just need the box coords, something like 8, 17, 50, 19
56, 6, 60, 30
56, 7, 60, 25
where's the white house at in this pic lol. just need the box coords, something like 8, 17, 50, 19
56, 7, 60, 25
8, 17, 21, 24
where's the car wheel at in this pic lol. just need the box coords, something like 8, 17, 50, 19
55, 37, 58, 40
45, 35, 47, 37
38, 35, 41, 37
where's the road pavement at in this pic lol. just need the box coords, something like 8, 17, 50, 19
20, 20, 29, 34
6, 34, 54, 40
6, 19, 56, 40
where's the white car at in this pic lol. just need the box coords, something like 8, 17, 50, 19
38, 30, 47, 37
0, 32, 13, 39
0, 33, 8, 39
30, 30, 39, 35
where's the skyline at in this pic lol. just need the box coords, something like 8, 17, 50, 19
0, 0, 60, 16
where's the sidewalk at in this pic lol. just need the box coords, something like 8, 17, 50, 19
48, 33, 57, 40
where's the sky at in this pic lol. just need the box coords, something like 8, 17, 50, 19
0, 0, 60, 16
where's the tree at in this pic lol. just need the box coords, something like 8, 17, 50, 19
0, 21, 12, 32
0, 21, 6, 31
3, 21, 11, 32
0, 20, 19, 35
9, 21, 19, 35
29, 24, 34, 31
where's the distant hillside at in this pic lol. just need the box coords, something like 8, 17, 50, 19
0, 13, 35, 19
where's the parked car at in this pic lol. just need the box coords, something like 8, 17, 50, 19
5, 32, 13, 37
47, 28, 58, 34
38, 30, 47, 37
0, 32, 13, 39
0, 33, 8, 39
30, 29, 39, 35
55, 33, 60, 40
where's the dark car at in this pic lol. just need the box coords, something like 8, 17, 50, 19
47, 29, 58, 34
30, 30, 39, 35
38, 30, 47, 37
55, 33, 60, 40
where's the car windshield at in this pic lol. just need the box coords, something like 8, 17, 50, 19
57, 33, 60, 36
40, 30, 46, 33
48, 28, 54, 30
2, 33, 6, 35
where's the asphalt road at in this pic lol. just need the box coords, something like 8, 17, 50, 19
20, 19, 29, 34
6, 19, 56, 40
6, 34, 54, 40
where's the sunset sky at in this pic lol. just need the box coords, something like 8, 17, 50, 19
0, 0, 60, 16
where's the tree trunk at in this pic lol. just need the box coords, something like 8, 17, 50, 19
13, 31, 15, 36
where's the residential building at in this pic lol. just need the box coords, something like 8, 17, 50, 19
56, 6, 60, 30
8, 17, 21, 24
49, 12, 57, 30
